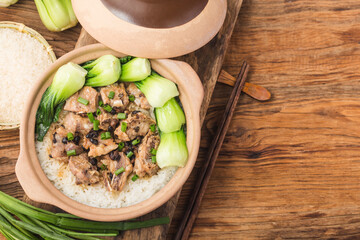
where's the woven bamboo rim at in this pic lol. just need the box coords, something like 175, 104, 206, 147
0, 21, 56, 130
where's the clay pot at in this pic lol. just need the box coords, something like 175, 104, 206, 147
16, 43, 203, 221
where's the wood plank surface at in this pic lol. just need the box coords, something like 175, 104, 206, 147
0, 0, 243, 239
4, 0, 360, 239
170, 0, 360, 239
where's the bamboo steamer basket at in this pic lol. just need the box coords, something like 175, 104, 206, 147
0, 21, 56, 130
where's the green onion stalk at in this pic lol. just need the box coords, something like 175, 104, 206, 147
34, 0, 78, 32
0, 0, 17, 7
0, 191, 170, 239
120, 58, 151, 82
135, 73, 179, 107
36, 62, 87, 141
83, 55, 121, 87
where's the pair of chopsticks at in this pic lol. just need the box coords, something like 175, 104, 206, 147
175, 62, 252, 240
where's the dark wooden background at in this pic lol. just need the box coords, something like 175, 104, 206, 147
3, 0, 360, 239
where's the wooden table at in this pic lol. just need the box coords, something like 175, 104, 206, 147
2, 0, 360, 239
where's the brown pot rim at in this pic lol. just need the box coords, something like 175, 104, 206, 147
15, 43, 203, 221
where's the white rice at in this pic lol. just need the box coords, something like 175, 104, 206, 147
0, 28, 53, 124
35, 135, 177, 208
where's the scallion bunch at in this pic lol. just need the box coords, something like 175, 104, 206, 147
0, 191, 169, 240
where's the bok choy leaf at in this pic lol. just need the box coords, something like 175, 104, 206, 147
135, 73, 179, 107
155, 98, 185, 133
83, 55, 121, 87
0, 0, 17, 7
120, 57, 151, 82
156, 129, 188, 168
35, 62, 87, 141
34, 0, 78, 32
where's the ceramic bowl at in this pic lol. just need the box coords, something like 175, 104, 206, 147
15, 43, 203, 221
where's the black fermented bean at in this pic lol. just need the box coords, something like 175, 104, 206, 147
90, 138, 99, 145
89, 158, 97, 166
62, 137, 68, 144
74, 136, 80, 145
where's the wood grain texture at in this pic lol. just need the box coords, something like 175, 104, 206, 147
0, 0, 243, 239
6, 0, 360, 239
170, 0, 360, 239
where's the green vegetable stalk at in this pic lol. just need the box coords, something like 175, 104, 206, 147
155, 98, 185, 133
0, 191, 170, 239
0, 0, 17, 7
156, 129, 188, 168
36, 62, 87, 141
120, 57, 151, 82
34, 0, 78, 32
135, 73, 179, 107
83, 55, 121, 87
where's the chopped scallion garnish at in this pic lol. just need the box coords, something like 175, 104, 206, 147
129, 95, 135, 102
100, 164, 107, 170
151, 156, 156, 163
77, 97, 89, 105
132, 139, 140, 145
117, 113, 126, 120
100, 132, 106, 139
99, 100, 104, 107
131, 174, 139, 181
150, 124, 156, 132
67, 132, 74, 141
121, 122, 127, 132
87, 112, 95, 123
103, 105, 112, 112
67, 149, 76, 156
101, 132, 112, 140
118, 142, 125, 151
105, 131, 111, 139
150, 148, 157, 155
96, 108, 101, 115
108, 91, 115, 99
114, 167, 125, 176
127, 151, 133, 158
93, 120, 100, 131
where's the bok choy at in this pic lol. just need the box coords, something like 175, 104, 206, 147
34, 0, 78, 32
135, 73, 179, 107
83, 54, 121, 87
155, 98, 185, 133
156, 129, 188, 168
120, 57, 151, 82
0, 0, 17, 7
36, 62, 87, 141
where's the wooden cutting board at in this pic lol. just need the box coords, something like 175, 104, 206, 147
0, 0, 243, 239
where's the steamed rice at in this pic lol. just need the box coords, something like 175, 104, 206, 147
0, 28, 53, 124
36, 134, 177, 208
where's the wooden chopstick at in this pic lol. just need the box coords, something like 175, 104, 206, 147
175, 61, 250, 240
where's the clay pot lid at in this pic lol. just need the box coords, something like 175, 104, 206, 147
72, 0, 227, 58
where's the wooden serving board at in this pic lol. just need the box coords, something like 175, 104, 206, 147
0, 0, 243, 239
